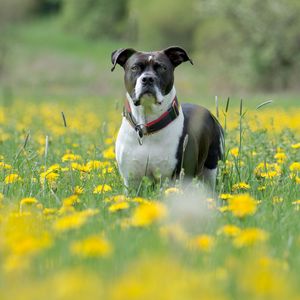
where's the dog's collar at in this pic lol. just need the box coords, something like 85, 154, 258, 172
123, 96, 180, 145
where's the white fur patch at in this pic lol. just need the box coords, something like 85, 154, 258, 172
116, 87, 183, 187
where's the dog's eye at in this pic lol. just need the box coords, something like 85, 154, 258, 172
131, 65, 140, 72
155, 64, 167, 72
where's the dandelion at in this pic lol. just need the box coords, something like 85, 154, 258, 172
131, 197, 151, 205
93, 184, 112, 194
164, 187, 181, 196
220, 193, 233, 201
272, 196, 283, 204
61, 153, 82, 162
0, 162, 12, 169
43, 208, 57, 216
232, 182, 250, 192
131, 202, 167, 227
86, 160, 110, 170
233, 228, 268, 247
292, 200, 300, 210
274, 152, 287, 164
40, 171, 59, 184
190, 234, 215, 252
255, 162, 281, 179
289, 162, 300, 172
228, 194, 257, 218
291, 143, 300, 149
20, 197, 38, 206
70, 235, 112, 258
19, 197, 40, 212
102, 167, 114, 175
4, 174, 22, 184
74, 186, 84, 195
53, 212, 88, 232
104, 195, 128, 203
63, 195, 80, 207
230, 147, 239, 157
108, 201, 129, 213
217, 225, 241, 237
102, 146, 115, 159
71, 162, 90, 172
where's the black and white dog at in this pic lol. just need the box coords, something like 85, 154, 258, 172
111, 46, 224, 189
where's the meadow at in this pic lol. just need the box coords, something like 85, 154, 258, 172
1, 18, 300, 300
1, 97, 300, 299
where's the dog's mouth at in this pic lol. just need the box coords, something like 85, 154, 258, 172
135, 88, 162, 106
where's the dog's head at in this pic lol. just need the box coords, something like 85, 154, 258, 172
111, 46, 193, 106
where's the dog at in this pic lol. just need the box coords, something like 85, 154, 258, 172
111, 46, 224, 189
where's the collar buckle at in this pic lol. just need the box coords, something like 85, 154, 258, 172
135, 124, 145, 145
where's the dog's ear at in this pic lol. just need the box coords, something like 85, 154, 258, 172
163, 46, 193, 67
111, 48, 136, 72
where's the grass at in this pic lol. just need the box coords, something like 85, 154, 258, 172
0, 16, 300, 299
2, 17, 300, 107
1, 98, 300, 299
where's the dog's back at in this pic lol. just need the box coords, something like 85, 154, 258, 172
174, 103, 224, 180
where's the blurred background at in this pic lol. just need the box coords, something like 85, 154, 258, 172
1, 0, 300, 104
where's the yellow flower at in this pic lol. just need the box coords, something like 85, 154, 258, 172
63, 195, 80, 207
190, 234, 215, 252
233, 228, 268, 247
255, 162, 281, 179
102, 146, 115, 159
131, 197, 151, 205
291, 143, 300, 149
86, 160, 111, 170
232, 182, 250, 192
230, 147, 239, 157
70, 235, 112, 258
4, 174, 22, 184
272, 196, 283, 204
108, 201, 130, 213
53, 212, 88, 232
228, 194, 257, 218
217, 225, 241, 237
0, 162, 12, 169
43, 208, 57, 216
131, 202, 167, 227
164, 187, 181, 196
71, 162, 90, 172
102, 167, 114, 175
61, 153, 82, 162
17, 234, 52, 255
74, 186, 84, 195
104, 194, 128, 203
220, 193, 233, 201
218, 206, 229, 213
289, 162, 300, 172
19, 197, 40, 212
274, 152, 287, 163
93, 184, 112, 194
40, 170, 59, 184
48, 164, 61, 172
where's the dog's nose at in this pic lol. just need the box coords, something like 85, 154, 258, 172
141, 75, 154, 85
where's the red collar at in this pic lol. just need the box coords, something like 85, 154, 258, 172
123, 96, 180, 144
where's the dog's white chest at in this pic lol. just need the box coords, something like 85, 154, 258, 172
115, 112, 184, 186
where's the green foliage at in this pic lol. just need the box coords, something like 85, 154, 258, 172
129, 0, 199, 50
61, 0, 129, 39
194, 0, 300, 90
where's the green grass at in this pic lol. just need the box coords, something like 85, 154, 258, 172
1, 17, 300, 108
